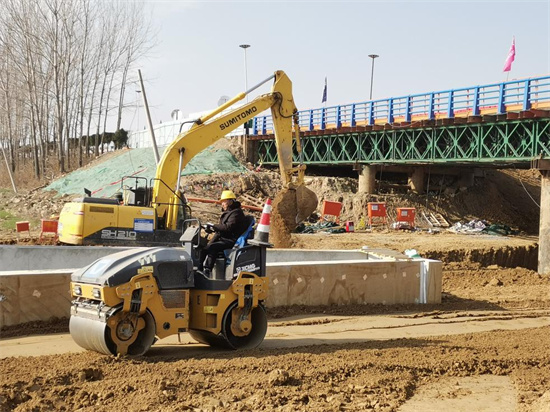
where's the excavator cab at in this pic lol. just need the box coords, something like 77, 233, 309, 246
120, 176, 150, 206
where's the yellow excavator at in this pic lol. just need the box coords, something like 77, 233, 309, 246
68, 70, 317, 356
58, 70, 316, 246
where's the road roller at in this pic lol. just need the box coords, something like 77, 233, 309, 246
69, 222, 269, 356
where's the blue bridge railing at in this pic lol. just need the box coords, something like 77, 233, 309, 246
252, 75, 550, 135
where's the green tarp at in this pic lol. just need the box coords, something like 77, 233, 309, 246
46, 147, 247, 198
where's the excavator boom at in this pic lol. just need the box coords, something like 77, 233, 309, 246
154, 70, 317, 231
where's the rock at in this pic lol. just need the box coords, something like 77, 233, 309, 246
268, 369, 291, 386
488, 277, 503, 287
444, 187, 457, 196
531, 391, 550, 412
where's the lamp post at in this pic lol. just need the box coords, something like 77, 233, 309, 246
368, 54, 379, 100
239, 44, 251, 102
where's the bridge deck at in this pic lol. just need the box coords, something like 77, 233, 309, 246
250, 75, 550, 166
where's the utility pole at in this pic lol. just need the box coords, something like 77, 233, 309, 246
1, 145, 17, 193
137, 69, 160, 165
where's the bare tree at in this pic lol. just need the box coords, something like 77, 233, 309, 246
0, 0, 156, 183
115, 2, 156, 132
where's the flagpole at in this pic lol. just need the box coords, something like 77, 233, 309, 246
503, 37, 515, 82
322, 76, 327, 107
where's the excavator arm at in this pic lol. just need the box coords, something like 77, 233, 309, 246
153, 70, 317, 230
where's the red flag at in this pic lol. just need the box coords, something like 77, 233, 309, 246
503, 37, 516, 72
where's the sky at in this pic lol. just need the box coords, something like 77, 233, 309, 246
121, 0, 550, 132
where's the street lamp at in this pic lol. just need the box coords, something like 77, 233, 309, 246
368, 54, 379, 100
239, 44, 251, 102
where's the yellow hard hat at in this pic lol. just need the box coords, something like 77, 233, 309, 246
220, 190, 236, 201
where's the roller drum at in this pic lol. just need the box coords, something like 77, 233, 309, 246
70, 315, 112, 355
189, 303, 267, 350
70, 306, 156, 356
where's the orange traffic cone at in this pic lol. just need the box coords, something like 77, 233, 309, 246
249, 198, 273, 247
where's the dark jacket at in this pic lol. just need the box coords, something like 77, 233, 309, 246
212, 201, 249, 242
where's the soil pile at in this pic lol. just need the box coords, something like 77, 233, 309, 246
270, 191, 294, 248
306, 168, 540, 234
1, 327, 548, 412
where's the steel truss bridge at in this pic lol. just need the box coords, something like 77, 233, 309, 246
250, 75, 550, 166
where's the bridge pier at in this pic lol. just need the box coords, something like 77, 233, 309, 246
358, 165, 376, 194
537, 161, 550, 275
458, 170, 476, 188
408, 168, 425, 193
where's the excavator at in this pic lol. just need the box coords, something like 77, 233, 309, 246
57, 70, 317, 246
67, 70, 318, 356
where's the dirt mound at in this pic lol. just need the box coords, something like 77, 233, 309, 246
305, 169, 541, 235
182, 171, 281, 202
435, 169, 540, 234
0, 317, 69, 340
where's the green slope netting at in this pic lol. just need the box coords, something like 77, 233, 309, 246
45, 147, 247, 198
181, 149, 247, 176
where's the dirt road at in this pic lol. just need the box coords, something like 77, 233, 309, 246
1, 230, 549, 411
3, 309, 548, 359
1, 315, 549, 412
2, 267, 549, 412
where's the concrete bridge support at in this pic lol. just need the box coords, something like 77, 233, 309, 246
458, 170, 476, 188
358, 165, 376, 194
408, 168, 425, 193
539, 168, 550, 275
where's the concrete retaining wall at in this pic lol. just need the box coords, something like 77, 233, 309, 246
267, 258, 441, 307
0, 245, 132, 271
0, 246, 441, 327
0, 273, 72, 327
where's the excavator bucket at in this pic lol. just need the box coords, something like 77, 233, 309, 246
295, 185, 318, 223
273, 185, 318, 231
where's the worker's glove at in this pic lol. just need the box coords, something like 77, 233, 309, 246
204, 223, 215, 233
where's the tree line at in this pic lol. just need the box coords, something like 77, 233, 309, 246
0, 0, 154, 180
